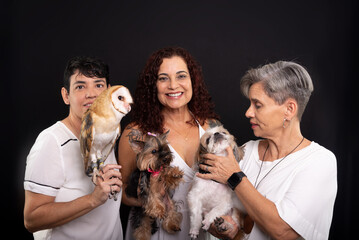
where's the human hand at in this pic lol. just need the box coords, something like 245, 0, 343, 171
197, 147, 241, 184
90, 164, 122, 206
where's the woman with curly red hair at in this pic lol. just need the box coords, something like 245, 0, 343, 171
118, 47, 219, 239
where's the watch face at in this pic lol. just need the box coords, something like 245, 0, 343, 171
228, 172, 245, 190
228, 173, 239, 189
229, 173, 240, 185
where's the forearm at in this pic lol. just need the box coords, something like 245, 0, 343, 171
121, 184, 141, 207
235, 178, 299, 240
24, 192, 97, 233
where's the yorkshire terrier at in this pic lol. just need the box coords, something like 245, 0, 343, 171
126, 130, 184, 240
188, 123, 245, 239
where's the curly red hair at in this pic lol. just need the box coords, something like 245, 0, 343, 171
130, 47, 219, 134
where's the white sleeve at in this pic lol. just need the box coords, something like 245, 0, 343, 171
274, 149, 337, 240
24, 131, 65, 196
239, 140, 257, 170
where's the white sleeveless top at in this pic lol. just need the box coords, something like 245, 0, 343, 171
125, 122, 207, 240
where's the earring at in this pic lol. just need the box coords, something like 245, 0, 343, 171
283, 118, 291, 128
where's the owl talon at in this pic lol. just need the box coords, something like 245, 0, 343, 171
109, 185, 118, 201
109, 192, 118, 201
98, 160, 104, 169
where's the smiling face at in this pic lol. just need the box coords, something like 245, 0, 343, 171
61, 70, 107, 121
156, 56, 193, 110
245, 82, 288, 138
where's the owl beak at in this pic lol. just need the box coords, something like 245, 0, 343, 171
127, 104, 131, 112
119, 103, 131, 114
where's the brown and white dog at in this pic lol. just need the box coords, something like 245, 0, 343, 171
188, 124, 245, 239
126, 130, 184, 240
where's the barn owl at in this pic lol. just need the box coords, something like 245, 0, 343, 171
80, 85, 133, 191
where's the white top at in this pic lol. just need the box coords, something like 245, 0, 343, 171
24, 121, 123, 240
125, 123, 208, 240
240, 140, 337, 240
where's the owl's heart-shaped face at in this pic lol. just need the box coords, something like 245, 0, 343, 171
111, 86, 133, 114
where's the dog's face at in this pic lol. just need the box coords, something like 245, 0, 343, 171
129, 130, 173, 171
201, 125, 234, 154
200, 125, 244, 162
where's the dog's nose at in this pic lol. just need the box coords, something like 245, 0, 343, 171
214, 132, 223, 141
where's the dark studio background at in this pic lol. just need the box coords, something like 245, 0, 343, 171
3, 0, 357, 239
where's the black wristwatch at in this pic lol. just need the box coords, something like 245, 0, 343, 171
227, 171, 246, 190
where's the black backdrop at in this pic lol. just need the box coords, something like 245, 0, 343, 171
4, 1, 357, 239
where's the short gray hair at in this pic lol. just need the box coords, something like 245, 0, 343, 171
240, 61, 314, 121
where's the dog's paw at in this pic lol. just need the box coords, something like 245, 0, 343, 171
170, 167, 184, 177
146, 204, 166, 219
214, 217, 228, 232
201, 218, 212, 231
189, 229, 199, 239
173, 172, 184, 179
170, 225, 181, 233
214, 216, 236, 233
154, 208, 166, 219
162, 211, 182, 233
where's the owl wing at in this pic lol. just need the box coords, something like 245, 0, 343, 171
99, 126, 121, 164
80, 111, 94, 172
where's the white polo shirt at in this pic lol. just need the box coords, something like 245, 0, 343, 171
24, 121, 123, 240
240, 140, 337, 240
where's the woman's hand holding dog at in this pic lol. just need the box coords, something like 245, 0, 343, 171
90, 164, 122, 207
207, 215, 240, 240
197, 147, 241, 184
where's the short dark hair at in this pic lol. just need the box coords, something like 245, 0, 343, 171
63, 56, 110, 92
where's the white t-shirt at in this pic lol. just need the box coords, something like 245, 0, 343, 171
24, 121, 123, 240
240, 140, 337, 240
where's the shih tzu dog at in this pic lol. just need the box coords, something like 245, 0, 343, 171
188, 123, 245, 239
126, 130, 184, 240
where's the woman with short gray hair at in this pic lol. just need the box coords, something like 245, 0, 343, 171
197, 61, 337, 240
240, 61, 314, 121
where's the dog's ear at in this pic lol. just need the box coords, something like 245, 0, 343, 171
129, 139, 145, 154
159, 130, 170, 142
208, 119, 222, 128
232, 144, 245, 162
196, 143, 208, 168
199, 143, 208, 156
